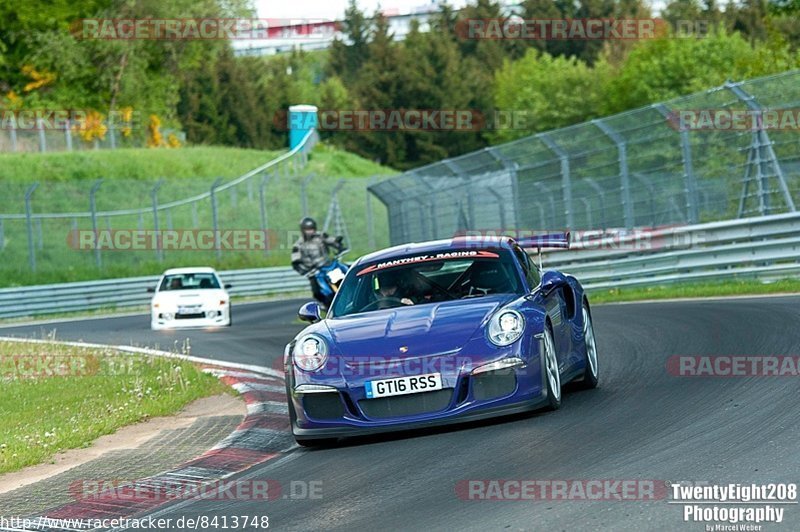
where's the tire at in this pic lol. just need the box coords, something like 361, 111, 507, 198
578, 302, 599, 389
227, 304, 232, 327
542, 326, 561, 410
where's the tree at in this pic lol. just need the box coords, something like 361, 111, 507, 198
601, 29, 799, 114
491, 49, 609, 143
327, 0, 370, 85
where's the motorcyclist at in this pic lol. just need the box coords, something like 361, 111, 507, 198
291, 217, 345, 305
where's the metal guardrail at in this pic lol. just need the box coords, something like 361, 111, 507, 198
0, 267, 308, 318
1, 212, 799, 319
544, 212, 800, 290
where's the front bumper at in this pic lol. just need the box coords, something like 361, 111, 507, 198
151, 307, 230, 330
291, 394, 549, 439
287, 341, 547, 440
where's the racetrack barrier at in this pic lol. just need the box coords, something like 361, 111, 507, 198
2, 211, 800, 319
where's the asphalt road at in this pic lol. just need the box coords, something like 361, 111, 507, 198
3, 296, 800, 530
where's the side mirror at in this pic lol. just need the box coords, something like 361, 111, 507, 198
539, 270, 567, 296
224, 284, 232, 289
298, 301, 322, 323
147, 287, 156, 293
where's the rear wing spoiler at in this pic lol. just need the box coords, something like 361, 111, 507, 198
517, 232, 570, 250
516, 232, 570, 270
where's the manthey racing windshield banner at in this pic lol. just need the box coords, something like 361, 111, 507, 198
356, 250, 501, 277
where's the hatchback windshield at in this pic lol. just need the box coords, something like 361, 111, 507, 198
159, 273, 221, 291
330, 249, 523, 317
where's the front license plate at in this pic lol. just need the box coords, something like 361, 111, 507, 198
365, 373, 443, 399
178, 306, 200, 314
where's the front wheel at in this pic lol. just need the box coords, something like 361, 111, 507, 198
542, 326, 561, 410
578, 303, 599, 389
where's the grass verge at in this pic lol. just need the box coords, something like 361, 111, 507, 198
1, 143, 395, 288
0, 340, 229, 475
588, 278, 800, 304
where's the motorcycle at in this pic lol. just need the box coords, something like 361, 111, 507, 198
305, 250, 349, 309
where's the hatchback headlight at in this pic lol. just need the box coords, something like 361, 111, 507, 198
293, 334, 329, 372
487, 309, 525, 346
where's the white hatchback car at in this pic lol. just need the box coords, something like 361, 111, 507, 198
149, 267, 231, 330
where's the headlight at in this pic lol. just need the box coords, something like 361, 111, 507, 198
487, 309, 525, 346
293, 334, 329, 372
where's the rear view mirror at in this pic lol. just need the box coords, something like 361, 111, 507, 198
298, 302, 322, 323
224, 284, 232, 289
147, 287, 156, 293
540, 270, 567, 296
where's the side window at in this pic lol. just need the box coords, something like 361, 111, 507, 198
513, 246, 541, 289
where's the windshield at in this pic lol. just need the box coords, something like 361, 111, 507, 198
330, 249, 523, 317
159, 272, 221, 291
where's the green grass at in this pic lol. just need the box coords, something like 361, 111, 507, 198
0, 340, 229, 474
588, 278, 800, 304
0, 143, 396, 287
0, 146, 282, 183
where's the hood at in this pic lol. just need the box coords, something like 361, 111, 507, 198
325, 296, 513, 357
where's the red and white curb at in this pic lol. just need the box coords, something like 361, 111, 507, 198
0, 337, 293, 531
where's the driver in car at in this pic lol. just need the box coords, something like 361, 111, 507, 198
375, 270, 415, 308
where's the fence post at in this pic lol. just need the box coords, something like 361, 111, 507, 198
584, 178, 607, 230
36, 218, 44, 249
593, 119, 634, 229
89, 179, 103, 268
65, 118, 73, 152
151, 179, 164, 262
580, 198, 592, 229
366, 176, 377, 250
539, 133, 574, 230
210, 177, 223, 261
25, 183, 39, 272
726, 81, 796, 215
486, 147, 522, 230
37, 117, 47, 152
259, 173, 272, 255
653, 103, 699, 224
109, 128, 116, 150
487, 188, 507, 228
632, 173, 656, 227
10, 122, 17, 152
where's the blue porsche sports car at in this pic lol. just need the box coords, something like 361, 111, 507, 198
283, 234, 599, 446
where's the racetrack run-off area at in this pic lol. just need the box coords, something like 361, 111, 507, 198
1, 295, 799, 530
